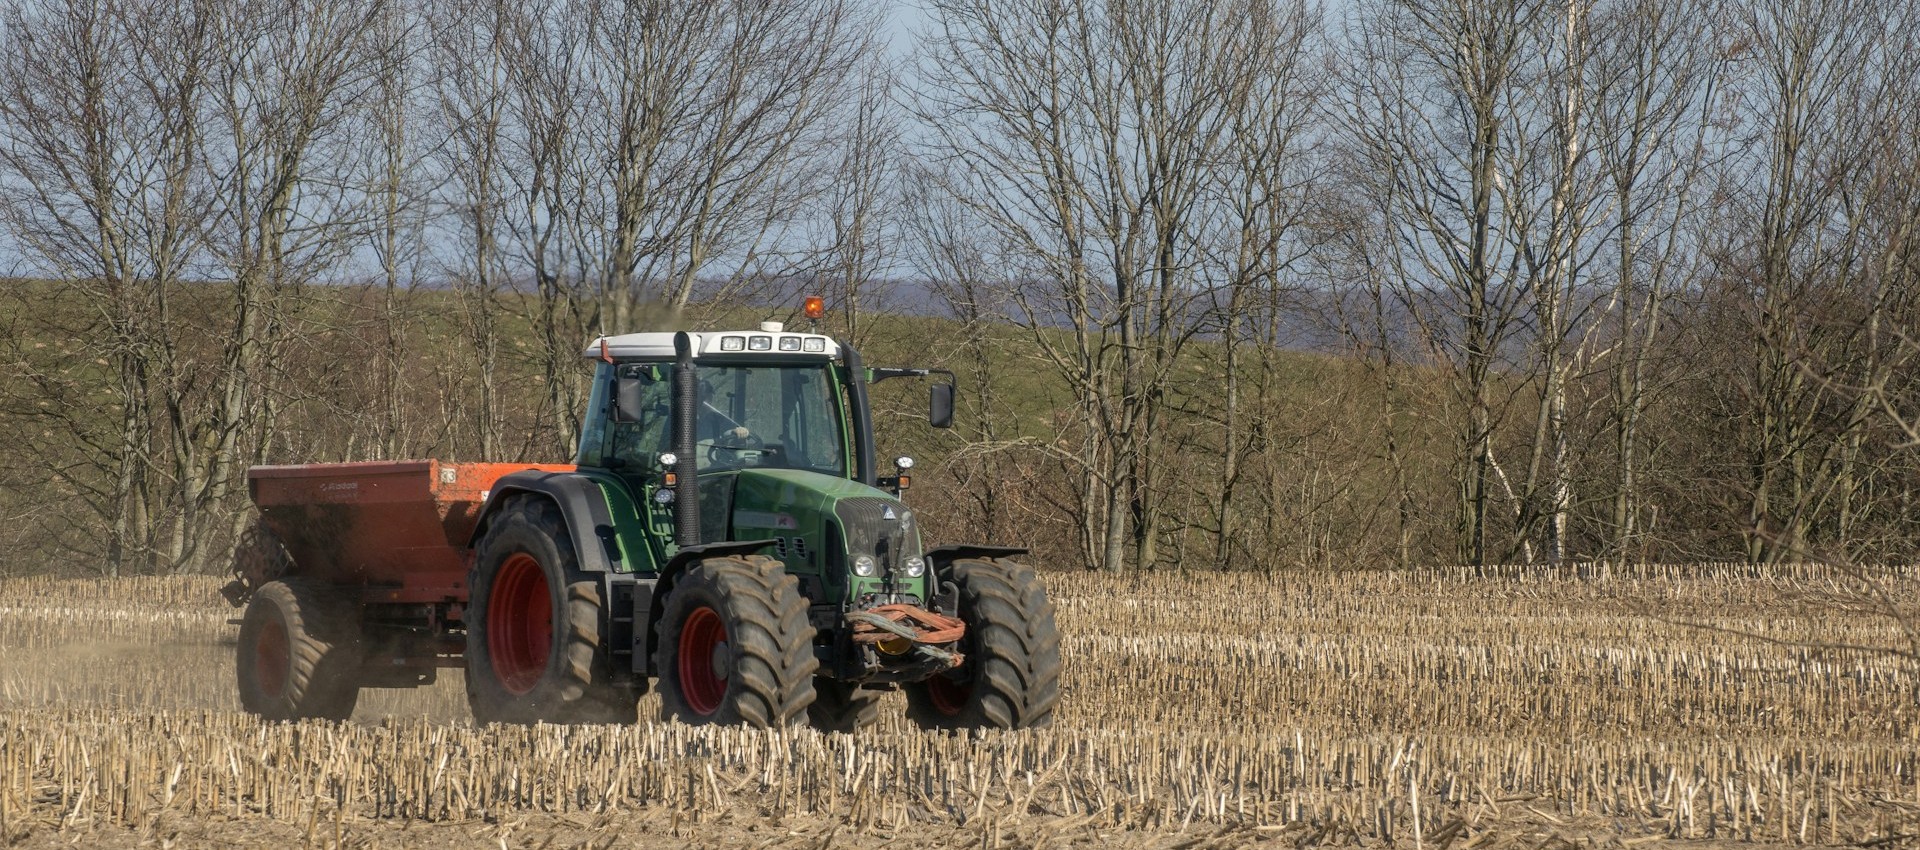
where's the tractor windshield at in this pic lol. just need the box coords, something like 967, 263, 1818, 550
694, 364, 845, 474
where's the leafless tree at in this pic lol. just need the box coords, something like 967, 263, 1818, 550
1506, 0, 1605, 566
423, 0, 879, 458
0, 0, 215, 573
0, 0, 388, 572
1582, 0, 1724, 565
1189, 0, 1322, 570
900, 165, 1049, 547
1708, 0, 1920, 562
363, 0, 431, 459
1337, 0, 1635, 565
916, 0, 1315, 571
427, 0, 525, 459
817, 59, 903, 346
176, 0, 388, 568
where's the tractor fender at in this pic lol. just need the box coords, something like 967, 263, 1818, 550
924, 544, 1029, 571
923, 544, 1030, 617
469, 470, 623, 574
660, 540, 779, 575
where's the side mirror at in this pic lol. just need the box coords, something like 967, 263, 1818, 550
929, 382, 954, 429
614, 378, 646, 423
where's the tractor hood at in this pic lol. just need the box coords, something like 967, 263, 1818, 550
725, 468, 928, 606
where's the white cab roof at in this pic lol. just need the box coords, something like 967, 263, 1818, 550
582, 328, 841, 361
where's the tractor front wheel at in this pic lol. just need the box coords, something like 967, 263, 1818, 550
465, 497, 636, 725
905, 558, 1061, 730
654, 556, 817, 727
236, 579, 362, 721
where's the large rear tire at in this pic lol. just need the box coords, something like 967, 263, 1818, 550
466, 497, 637, 725
807, 676, 882, 732
654, 555, 817, 727
905, 558, 1061, 730
236, 579, 362, 721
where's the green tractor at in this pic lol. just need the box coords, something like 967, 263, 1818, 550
473, 323, 1061, 730
231, 318, 1060, 731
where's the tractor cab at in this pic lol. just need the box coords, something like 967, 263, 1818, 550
582, 328, 854, 477
572, 323, 963, 682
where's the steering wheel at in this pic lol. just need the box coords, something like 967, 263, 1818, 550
703, 427, 764, 466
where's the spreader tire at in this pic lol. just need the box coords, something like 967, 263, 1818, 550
807, 676, 882, 733
466, 496, 636, 725
905, 558, 1061, 730
237, 579, 362, 721
655, 556, 817, 727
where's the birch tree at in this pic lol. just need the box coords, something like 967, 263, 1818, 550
1338, 0, 1634, 565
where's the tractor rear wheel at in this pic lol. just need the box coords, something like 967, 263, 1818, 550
905, 558, 1061, 730
236, 579, 362, 721
466, 497, 636, 725
655, 556, 817, 727
807, 676, 882, 732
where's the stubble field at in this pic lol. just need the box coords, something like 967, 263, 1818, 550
1, 564, 1917, 849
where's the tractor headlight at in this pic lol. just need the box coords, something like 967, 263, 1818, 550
903, 556, 926, 578
853, 555, 878, 577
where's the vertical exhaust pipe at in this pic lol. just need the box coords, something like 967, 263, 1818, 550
841, 340, 876, 486
673, 332, 700, 546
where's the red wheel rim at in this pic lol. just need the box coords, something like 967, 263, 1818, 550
925, 673, 972, 717
488, 553, 552, 695
254, 618, 290, 697
677, 607, 729, 716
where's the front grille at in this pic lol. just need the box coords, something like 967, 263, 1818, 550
833, 497, 922, 573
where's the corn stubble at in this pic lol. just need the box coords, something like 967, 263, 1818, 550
1, 565, 1916, 844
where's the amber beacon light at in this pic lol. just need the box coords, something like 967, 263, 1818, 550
803, 295, 826, 320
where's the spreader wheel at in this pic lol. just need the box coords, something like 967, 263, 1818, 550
905, 558, 1061, 730
466, 496, 637, 725
236, 579, 362, 721
655, 555, 818, 727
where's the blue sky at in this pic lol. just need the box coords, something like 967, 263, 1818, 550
881, 1, 929, 57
